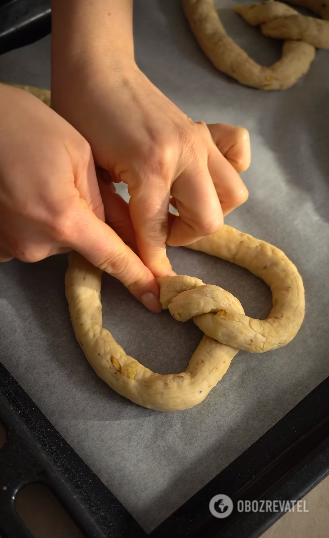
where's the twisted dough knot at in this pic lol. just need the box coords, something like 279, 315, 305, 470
6, 84, 306, 411
235, 1, 329, 50
66, 225, 305, 412
183, 0, 329, 89
160, 279, 267, 353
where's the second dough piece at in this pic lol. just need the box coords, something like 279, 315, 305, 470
235, 2, 329, 50
182, 0, 316, 90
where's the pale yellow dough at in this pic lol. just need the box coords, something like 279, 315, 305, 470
65, 225, 305, 412
235, 2, 329, 50
182, 0, 318, 89
9, 84, 305, 412
8, 84, 51, 106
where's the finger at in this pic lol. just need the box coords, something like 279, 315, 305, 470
128, 180, 174, 277
67, 202, 162, 313
98, 178, 138, 253
207, 144, 249, 217
167, 162, 223, 247
207, 123, 251, 173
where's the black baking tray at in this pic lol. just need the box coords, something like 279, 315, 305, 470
1, 361, 329, 538
1, 3, 329, 537
0, 0, 51, 55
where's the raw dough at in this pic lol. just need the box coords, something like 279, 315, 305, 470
8, 84, 51, 106
182, 0, 316, 89
65, 225, 305, 412
235, 2, 329, 49
8, 84, 305, 411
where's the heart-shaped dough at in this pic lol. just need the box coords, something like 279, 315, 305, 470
65, 225, 305, 412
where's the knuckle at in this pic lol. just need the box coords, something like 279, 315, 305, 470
195, 120, 213, 143
147, 144, 175, 179
197, 213, 223, 235
195, 120, 207, 130
181, 129, 208, 164
140, 220, 168, 245
97, 247, 129, 276
136, 135, 178, 182
233, 187, 249, 206
12, 244, 44, 263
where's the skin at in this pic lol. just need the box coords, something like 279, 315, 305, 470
51, 1, 250, 271
0, 84, 159, 308
0, 84, 249, 311
0, 0, 251, 313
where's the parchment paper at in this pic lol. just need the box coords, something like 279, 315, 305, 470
0, 0, 329, 532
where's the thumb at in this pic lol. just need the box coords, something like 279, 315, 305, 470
68, 203, 162, 313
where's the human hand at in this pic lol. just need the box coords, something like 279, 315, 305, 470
0, 84, 161, 312
51, 62, 250, 277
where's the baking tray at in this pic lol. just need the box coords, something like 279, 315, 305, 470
0, 0, 51, 55
1, 2, 329, 537
1, 360, 329, 538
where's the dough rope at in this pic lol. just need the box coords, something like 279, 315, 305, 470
7, 84, 51, 105
182, 0, 329, 89
235, 2, 329, 49
65, 225, 305, 412
7, 85, 305, 412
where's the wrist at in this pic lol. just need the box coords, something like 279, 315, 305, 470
51, 0, 135, 80
51, 50, 140, 106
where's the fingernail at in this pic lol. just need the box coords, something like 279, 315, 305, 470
140, 292, 162, 313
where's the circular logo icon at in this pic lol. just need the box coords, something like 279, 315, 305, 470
209, 494, 234, 518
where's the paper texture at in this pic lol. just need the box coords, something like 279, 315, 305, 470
0, 0, 328, 532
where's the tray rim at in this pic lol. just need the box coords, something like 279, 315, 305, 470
1, 3, 329, 537
1, 361, 329, 538
0, 0, 51, 55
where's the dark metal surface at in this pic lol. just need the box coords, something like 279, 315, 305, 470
0, 0, 51, 55
151, 376, 329, 538
0, 363, 145, 538
1, 361, 329, 538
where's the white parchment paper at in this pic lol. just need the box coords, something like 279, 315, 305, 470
0, 0, 328, 532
